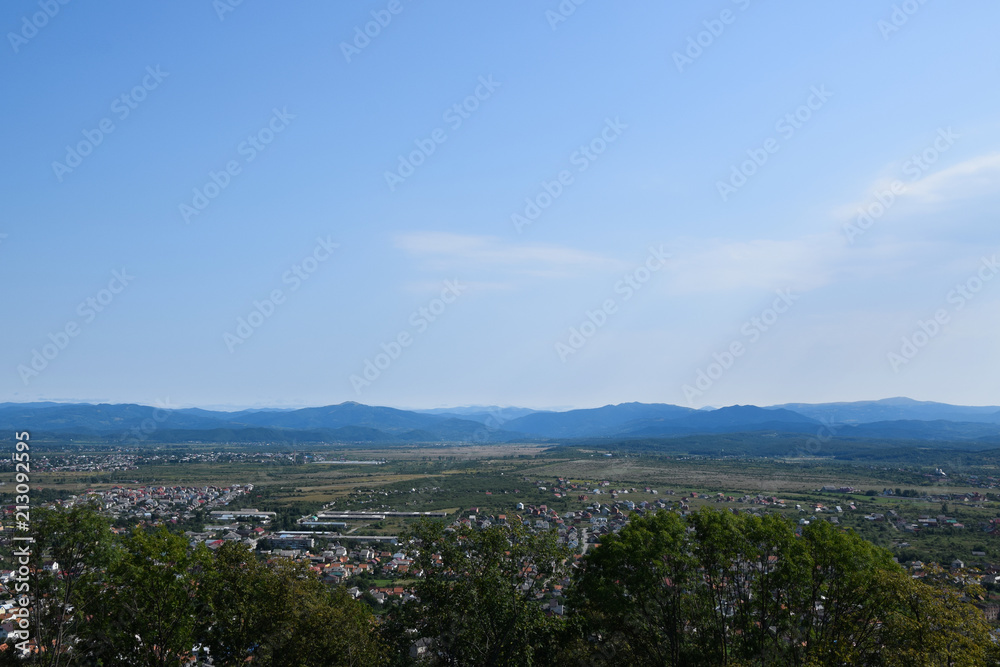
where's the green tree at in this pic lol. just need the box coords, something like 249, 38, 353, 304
260, 558, 387, 667
879, 574, 998, 667
385, 520, 570, 666
572, 509, 698, 665
199, 543, 385, 666
75, 526, 212, 667
197, 541, 275, 666
788, 519, 904, 665
2, 503, 114, 666
572, 509, 996, 667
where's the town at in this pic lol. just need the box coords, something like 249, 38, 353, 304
7, 457, 1000, 625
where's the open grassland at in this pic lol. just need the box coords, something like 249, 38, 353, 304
21, 448, 980, 504
518, 455, 938, 495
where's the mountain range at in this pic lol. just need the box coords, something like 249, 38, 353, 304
4, 397, 1000, 446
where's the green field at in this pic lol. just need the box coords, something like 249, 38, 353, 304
7, 441, 1000, 568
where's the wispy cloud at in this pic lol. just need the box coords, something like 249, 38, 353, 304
834, 151, 1000, 220
394, 232, 623, 279
906, 152, 1000, 203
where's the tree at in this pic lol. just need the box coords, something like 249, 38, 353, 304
571, 509, 698, 665
574, 509, 807, 666
259, 558, 386, 667
75, 526, 213, 667
1, 503, 114, 666
879, 574, 998, 667
788, 518, 905, 665
197, 541, 275, 666
385, 520, 570, 666
572, 509, 996, 666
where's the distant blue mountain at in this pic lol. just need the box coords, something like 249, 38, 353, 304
0, 402, 230, 433
621, 405, 819, 437
838, 419, 1000, 443
412, 406, 544, 423
233, 402, 445, 433
0, 401, 508, 443
4, 398, 1000, 445
503, 402, 697, 438
768, 397, 1000, 424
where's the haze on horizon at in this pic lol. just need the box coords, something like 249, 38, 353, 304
3, 2, 1000, 411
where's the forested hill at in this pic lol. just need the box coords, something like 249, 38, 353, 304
6, 398, 1000, 445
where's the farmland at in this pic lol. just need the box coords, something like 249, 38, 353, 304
7, 438, 1000, 568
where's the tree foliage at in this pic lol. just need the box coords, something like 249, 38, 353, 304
3, 510, 384, 666
75, 526, 213, 666
10, 503, 114, 667
572, 509, 999, 666
3, 506, 997, 666
383, 519, 571, 666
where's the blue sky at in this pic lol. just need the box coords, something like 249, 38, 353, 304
3, 0, 1000, 410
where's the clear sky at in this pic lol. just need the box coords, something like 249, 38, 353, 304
3, 1, 1000, 410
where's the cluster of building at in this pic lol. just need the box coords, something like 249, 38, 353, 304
56, 484, 254, 522
0, 449, 323, 477
899, 559, 1000, 621
158, 451, 304, 464
0, 452, 140, 473
528, 476, 676, 501
878, 488, 991, 503
923, 473, 1000, 488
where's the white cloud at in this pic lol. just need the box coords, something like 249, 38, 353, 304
835, 152, 1000, 220
906, 152, 1000, 203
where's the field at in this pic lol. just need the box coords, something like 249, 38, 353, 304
8, 440, 1000, 568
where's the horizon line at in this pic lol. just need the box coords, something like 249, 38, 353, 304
3, 395, 999, 413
